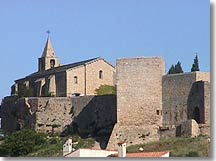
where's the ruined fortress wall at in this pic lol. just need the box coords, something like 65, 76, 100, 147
199, 81, 211, 136
72, 95, 117, 130
196, 72, 210, 82
204, 81, 210, 125
162, 72, 196, 127
0, 95, 116, 136
107, 57, 165, 149
162, 72, 210, 128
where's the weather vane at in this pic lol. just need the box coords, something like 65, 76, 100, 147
46, 30, 51, 37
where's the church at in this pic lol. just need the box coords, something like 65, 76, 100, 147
11, 37, 115, 97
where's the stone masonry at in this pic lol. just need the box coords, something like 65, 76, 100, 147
66, 59, 115, 96
107, 57, 165, 150
0, 96, 116, 137
162, 72, 210, 136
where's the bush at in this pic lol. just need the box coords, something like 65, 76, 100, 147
185, 151, 199, 157
17, 85, 34, 98
0, 129, 47, 156
95, 85, 116, 95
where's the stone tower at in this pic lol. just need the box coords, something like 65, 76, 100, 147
107, 57, 165, 150
38, 37, 60, 71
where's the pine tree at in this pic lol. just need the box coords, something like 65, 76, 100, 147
167, 65, 175, 74
175, 61, 184, 73
167, 61, 184, 75
191, 54, 200, 72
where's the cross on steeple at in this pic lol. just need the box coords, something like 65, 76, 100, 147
46, 30, 51, 38
38, 31, 60, 71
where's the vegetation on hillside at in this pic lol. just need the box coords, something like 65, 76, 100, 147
0, 129, 46, 156
0, 128, 210, 157
127, 136, 210, 157
0, 129, 95, 157
95, 85, 116, 95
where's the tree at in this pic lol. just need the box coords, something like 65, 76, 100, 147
191, 54, 200, 72
0, 129, 47, 156
174, 61, 184, 73
167, 65, 175, 74
167, 61, 184, 74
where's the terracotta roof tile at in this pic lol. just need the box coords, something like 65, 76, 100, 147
126, 151, 169, 158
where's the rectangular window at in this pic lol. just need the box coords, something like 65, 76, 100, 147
99, 70, 103, 79
74, 76, 78, 84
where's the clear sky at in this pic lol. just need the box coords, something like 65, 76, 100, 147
0, 0, 210, 100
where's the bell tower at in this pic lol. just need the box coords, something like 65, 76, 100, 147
38, 31, 60, 71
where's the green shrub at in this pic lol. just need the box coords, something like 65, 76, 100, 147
0, 129, 47, 157
95, 85, 116, 95
17, 85, 34, 98
185, 151, 199, 157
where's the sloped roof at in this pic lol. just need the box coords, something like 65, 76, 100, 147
15, 57, 102, 82
126, 151, 169, 158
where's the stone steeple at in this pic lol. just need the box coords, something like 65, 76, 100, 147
38, 36, 60, 71
41, 38, 56, 58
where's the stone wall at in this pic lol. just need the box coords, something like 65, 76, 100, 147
0, 95, 116, 149
160, 119, 200, 139
162, 72, 210, 129
196, 72, 210, 82
204, 81, 210, 125
159, 127, 176, 140
107, 57, 165, 150
162, 72, 196, 127
66, 59, 115, 96
180, 119, 200, 137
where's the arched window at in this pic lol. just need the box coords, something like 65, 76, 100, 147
50, 59, 55, 68
74, 76, 78, 84
99, 70, 103, 79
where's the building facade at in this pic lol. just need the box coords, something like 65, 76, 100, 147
11, 38, 115, 97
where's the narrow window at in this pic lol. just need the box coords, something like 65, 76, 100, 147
74, 76, 78, 84
156, 110, 160, 115
99, 70, 103, 79
50, 59, 55, 68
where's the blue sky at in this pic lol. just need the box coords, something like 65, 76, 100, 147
0, 0, 210, 100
